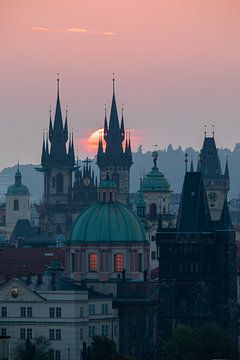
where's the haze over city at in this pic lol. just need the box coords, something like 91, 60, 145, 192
1, 0, 240, 169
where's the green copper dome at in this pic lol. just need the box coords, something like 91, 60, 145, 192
7, 167, 30, 196
70, 202, 146, 244
99, 178, 117, 189
141, 166, 170, 192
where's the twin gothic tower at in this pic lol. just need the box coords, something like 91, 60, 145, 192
38, 78, 132, 237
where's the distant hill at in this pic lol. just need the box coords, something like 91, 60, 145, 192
0, 143, 239, 202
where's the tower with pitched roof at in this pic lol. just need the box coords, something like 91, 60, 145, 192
156, 165, 237, 338
199, 131, 229, 221
97, 78, 132, 205
38, 79, 75, 237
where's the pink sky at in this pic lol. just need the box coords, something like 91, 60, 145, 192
0, 0, 240, 168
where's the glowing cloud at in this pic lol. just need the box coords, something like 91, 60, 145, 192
31, 27, 116, 36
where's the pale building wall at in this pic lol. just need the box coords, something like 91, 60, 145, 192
5, 195, 30, 240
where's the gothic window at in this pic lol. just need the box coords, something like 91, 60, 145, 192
149, 203, 157, 219
13, 200, 19, 211
89, 253, 98, 272
114, 254, 124, 272
138, 253, 142, 272
56, 173, 63, 193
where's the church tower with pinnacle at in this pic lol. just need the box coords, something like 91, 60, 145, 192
199, 128, 229, 221
97, 77, 132, 205
38, 78, 75, 237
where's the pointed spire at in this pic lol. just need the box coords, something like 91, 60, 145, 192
68, 132, 75, 166
108, 74, 121, 134
224, 157, 229, 180
64, 106, 69, 142
216, 197, 233, 230
120, 105, 125, 141
41, 132, 46, 165
197, 151, 202, 172
185, 153, 188, 173
46, 133, 49, 155
49, 106, 53, 142
190, 156, 194, 172
97, 131, 104, 157
104, 106, 108, 141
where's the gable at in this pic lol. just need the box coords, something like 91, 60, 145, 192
0, 278, 45, 302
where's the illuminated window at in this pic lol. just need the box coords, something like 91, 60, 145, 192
114, 254, 124, 272
89, 253, 98, 272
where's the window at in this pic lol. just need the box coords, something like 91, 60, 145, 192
55, 350, 61, 360
103, 192, 106, 202
71, 253, 76, 272
14, 199, 19, 211
88, 325, 95, 338
109, 192, 113, 201
21, 307, 26, 317
27, 329, 32, 339
20, 329, 25, 339
80, 328, 84, 340
56, 307, 61, 318
101, 304, 108, 315
1, 328, 6, 337
49, 329, 54, 340
80, 307, 84, 318
151, 251, 156, 260
52, 177, 55, 188
114, 254, 124, 272
1, 307, 7, 317
89, 253, 98, 272
101, 325, 108, 336
27, 307, 32, 317
49, 308, 55, 318
149, 203, 157, 219
49, 349, 54, 360
89, 304, 95, 315
56, 329, 61, 340
138, 253, 142, 272
56, 173, 63, 193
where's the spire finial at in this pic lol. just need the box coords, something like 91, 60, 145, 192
104, 104, 107, 117
185, 153, 188, 172
49, 105, 52, 118
204, 125, 207, 138
212, 124, 215, 138
122, 104, 124, 117
66, 104, 68, 118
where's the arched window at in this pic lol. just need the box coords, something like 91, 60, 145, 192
149, 203, 157, 219
103, 192, 106, 202
13, 200, 19, 211
138, 253, 142, 272
56, 173, 63, 193
89, 253, 98, 272
109, 192, 113, 202
114, 254, 124, 272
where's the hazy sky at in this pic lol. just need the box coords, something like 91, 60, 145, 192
1, 0, 240, 168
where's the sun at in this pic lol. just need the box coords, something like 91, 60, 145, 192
87, 128, 104, 153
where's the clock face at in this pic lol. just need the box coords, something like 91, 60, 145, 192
11, 287, 18, 298
83, 177, 91, 186
208, 192, 217, 203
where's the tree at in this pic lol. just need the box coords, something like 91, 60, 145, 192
161, 323, 238, 360
12, 336, 52, 360
89, 335, 119, 360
